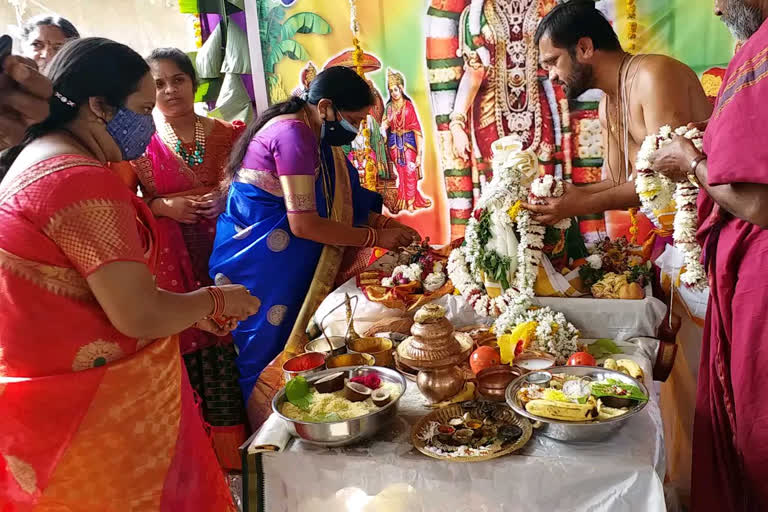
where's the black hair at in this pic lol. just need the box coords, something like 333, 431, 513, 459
535, 0, 622, 53
0, 37, 150, 180
224, 65, 374, 187
147, 47, 198, 91
22, 15, 80, 41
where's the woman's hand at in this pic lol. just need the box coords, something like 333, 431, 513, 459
0, 55, 52, 150
377, 227, 417, 251
651, 136, 701, 183
450, 124, 471, 160
195, 317, 238, 336
153, 195, 203, 224
197, 190, 227, 219
218, 284, 261, 320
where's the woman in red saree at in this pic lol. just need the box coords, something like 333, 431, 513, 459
0, 38, 260, 510
116, 48, 247, 471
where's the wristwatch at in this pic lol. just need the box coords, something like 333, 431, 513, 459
688, 154, 706, 188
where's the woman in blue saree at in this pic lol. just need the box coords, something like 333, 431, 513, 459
209, 67, 420, 427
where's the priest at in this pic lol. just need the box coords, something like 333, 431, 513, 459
650, 1, 768, 510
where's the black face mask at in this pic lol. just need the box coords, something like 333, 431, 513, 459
320, 108, 359, 146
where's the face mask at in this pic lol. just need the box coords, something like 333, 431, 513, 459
321, 108, 359, 146
105, 107, 156, 160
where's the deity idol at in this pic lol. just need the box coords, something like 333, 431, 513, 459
381, 68, 432, 213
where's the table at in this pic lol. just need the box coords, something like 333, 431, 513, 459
245, 347, 666, 512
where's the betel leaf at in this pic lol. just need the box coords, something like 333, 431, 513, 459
586, 338, 621, 359
591, 379, 648, 402
285, 376, 312, 410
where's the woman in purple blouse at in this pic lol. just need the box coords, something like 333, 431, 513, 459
209, 66, 420, 427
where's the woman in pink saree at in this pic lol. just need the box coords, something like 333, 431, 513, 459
116, 48, 247, 471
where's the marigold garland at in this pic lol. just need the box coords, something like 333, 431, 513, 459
626, 0, 638, 54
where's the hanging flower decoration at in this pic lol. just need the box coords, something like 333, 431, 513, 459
635, 125, 707, 289
626, 0, 638, 54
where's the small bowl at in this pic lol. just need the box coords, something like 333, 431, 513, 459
283, 352, 326, 381
347, 337, 394, 368
514, 351, 556, 374
373, 332, 408, 347
476, 365, 522, 401
305, 336, 347, 357
326, 352, 375, 369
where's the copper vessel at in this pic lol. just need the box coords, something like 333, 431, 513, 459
476, 365, 521, 401
396, 304, 471, 403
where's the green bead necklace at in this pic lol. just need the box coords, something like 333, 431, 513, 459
164, 115, 206, 167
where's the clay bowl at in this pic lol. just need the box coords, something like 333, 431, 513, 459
283, 351, 326, 381
347, 337, 394, 368
476, 365, 522, 401
326, 352, 375, 369
513, 351, 556, 374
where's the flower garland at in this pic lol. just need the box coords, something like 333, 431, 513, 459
493, 289, 580, 363
448, 145, 572, 316
635, 125, 707, 289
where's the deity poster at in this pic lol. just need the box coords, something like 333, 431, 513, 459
256, 0, 733, 245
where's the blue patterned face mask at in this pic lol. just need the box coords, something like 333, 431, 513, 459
105, 107, 156, 160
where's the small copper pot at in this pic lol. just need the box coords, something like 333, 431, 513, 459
326, 352, 375, 369
475, 365, 521, 401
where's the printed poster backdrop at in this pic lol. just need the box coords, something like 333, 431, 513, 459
256, 0, 733, 245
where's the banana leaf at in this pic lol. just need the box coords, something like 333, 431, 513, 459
211, 73, 253, 123
280, 12, 331, 41
278, 39, 309, 61
221, 22, 251, 74
196, 22, 224, 79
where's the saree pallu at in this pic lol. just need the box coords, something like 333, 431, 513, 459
209, 144, 381, 429
0, 155, 234, 510
130, 120, 247, 470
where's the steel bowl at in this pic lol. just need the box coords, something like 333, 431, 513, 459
305, 336, 347, 357
272, 366, 407, 447
347, 337, 394, 368
282, 352, 326, 382
326, 352, 375, 368
505, 365, 649, 442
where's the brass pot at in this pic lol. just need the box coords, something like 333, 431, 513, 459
416, 365, 465, 403
326, 352, 375, 369
347, 337, 394, 368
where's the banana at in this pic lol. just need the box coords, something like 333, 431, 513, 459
616, 359, 644, 380
525, 397, 598, 422
597, 399, 629, 420
603, 358, 618, 371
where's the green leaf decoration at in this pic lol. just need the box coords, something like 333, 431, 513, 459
195, 78, 223, 103
226, 0, 245, 9
221, 21, 251, 74
196, 22, 224, 79
281, 12, 331, 41
278, 39, 309, 61
285, 376, 312, 410
212, 73, 253, 122
586, 338, 621, 360
178, 0, 199, 14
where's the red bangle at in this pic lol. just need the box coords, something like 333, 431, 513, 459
205, 286, 226, 319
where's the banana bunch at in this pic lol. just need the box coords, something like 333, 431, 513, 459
590, 272, 644, 300
603, 358, 644, 380
525, 396, 598, 422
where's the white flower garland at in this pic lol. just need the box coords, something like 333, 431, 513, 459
493, 289, 580, 363
447, 141, 576, 316
635, 125, 707, 289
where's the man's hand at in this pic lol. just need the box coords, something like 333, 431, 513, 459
522, 182, 588, 226
0, 55, 53, 150
651, 136, 701, 183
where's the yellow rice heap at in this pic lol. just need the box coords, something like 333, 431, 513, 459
281, 382, 402, 422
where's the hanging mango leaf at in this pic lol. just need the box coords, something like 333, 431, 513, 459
279, 39, 309, 62
221, 21, 251, 74
196, 22, 224, 79
280, 12, 331, 41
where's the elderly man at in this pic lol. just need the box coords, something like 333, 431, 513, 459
652, 1, 768, 510
527, 1, 711, 256
0, 49, 52, 151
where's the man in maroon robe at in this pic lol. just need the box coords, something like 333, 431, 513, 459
652, 2, 768, 510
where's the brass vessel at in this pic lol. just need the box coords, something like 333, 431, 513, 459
396, 304, 470, 403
